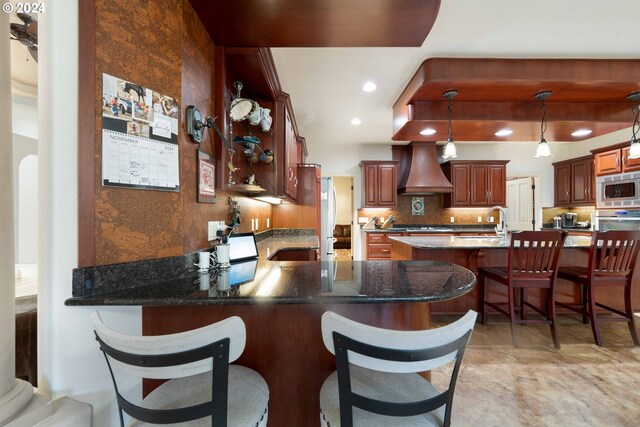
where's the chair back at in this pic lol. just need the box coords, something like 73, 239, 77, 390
589, 230, 640, 280
321, 310, 477, 425
508, 231, 567, 283
92, 312, 247, 426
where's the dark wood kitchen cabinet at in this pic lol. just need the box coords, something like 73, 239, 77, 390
360, 161, 399, 208
553, 155, 594, 207
284, 105, 298, 200
442, 160, 509, 207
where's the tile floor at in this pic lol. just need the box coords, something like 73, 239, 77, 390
432, 314, 640, 426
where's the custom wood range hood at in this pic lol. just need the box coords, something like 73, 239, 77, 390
392, 142, 453, 194
393, 58, 640, 143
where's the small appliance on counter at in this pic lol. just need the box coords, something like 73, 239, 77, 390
553, 216, 562, 229
561, 212, 577, 228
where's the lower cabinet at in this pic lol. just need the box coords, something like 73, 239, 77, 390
365, 233, 402, 260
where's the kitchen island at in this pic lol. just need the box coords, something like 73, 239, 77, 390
389, 234, 640, 316
66, 233, 475, 426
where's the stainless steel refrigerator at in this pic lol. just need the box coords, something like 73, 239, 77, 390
320, 176, 337, 261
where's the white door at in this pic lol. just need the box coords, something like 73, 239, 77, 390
506, 177, 534, 231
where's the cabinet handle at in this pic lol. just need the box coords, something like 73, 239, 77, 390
381, 249, 390, 253
616, 157, 620, 166
585, 189, 588, 196
294, 176, 298, 187
468, 191, 471, 199
623, 155, 627, 165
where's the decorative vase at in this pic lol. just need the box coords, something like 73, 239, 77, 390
248, 106, 262, 126
260, 108, 272, 132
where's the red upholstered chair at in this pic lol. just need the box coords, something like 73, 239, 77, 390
557, 230, 640, 347
479, 230, 567, 349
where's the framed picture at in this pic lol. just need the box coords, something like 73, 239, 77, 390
197, 150, 216, 203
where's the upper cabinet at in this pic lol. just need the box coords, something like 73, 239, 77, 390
360, 161, 399, 208
552, 155, 595, 207
594, 147, 640, 176
441, 161, 509, 207
213, 47, 305, 202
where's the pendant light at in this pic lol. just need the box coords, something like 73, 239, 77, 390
534, 91, 552, 158
442, 90, 458, 159
627, 92, 640, 159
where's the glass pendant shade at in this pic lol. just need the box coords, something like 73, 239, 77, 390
629, 138, 640, 159
443, 138, 457, 159
534, 138, 551, 158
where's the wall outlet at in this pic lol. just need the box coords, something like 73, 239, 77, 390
450, 216, 455, 223
477, 216, 482, 223
267, 218, 270, 228
208, 221, 216, 240
489, 216, 494, 222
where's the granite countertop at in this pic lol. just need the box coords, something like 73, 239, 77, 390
65, 260, 476, 306
389, 234, 593, 249
362, 225, 497, 233
258, 235, 319, 260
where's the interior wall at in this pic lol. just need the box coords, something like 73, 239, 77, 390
18, 155, 38, 263
89, 0, 271, 265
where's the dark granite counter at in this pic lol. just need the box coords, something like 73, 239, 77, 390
65, 259, 475, 306
389, 234, 592, 249
362, 225, 497, 233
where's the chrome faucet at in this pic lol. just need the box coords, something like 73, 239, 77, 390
487, 206, 508, 240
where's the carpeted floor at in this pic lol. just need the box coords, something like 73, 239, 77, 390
431, 314, 640, 426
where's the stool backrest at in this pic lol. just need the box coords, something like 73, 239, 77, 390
589, 230, 640, 278
509, 231, 567, 281
321, 311, 477, 426
92, 312, 247, 426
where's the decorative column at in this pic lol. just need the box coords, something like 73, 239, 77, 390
0, 11, 35, 425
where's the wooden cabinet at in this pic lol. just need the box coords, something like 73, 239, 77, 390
594, 147, 640, 176
442, 161, 509, 207
284, 106, 298, 200
553, 155, 594, 207
365, 232, 402, 260
360, 161, 399, 208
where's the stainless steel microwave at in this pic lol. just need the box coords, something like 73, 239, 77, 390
596, 172, 640, 209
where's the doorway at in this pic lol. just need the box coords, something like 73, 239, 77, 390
506, 174, 542, 231
331, 176, 354, 261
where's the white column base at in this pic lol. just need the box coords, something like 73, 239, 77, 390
3, 395, 92, 427
0, 379, 38, 425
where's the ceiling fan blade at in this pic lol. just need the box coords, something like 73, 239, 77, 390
26, 20, 37, 38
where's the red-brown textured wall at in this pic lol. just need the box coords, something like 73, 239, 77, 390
90, 0, 272, 264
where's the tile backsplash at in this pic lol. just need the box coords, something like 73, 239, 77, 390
542, 207, 595, 225
357, 194, 499, 226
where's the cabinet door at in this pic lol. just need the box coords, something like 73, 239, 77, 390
363, 164, 379, 206
554, 163, 571, 206
470, 165, 489, 206
622, 147, 640, 172
487, 165, 506, 206
571, 159, 590, 204
595, 149, 622, 176
587, 159, 596, 204
450, 164, 471, 206
284, 108, 297, 199
377, 164, 397, 206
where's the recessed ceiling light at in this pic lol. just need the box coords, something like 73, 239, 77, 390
362, 81, 377, 92
495, 129, 513, 137
420, 128, 436, 136
350, 118, 362, 125
571, 129, 592, 137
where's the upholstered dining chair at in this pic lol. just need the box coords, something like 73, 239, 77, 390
319, 310, 477, 427
91, 312, 269, 427
557, 230, 640, 346
479, 230, 567, 349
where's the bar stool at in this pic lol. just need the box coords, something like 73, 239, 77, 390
557, 230, 640, 346
91, 312, 269, 427
479, 230, 567, 349
319, 310, 477, 427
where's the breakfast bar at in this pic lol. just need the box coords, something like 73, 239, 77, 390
65, 238, 476, 426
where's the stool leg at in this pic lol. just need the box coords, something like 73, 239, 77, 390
508, 285, 517, 347
481, 272, 488, 325
580, 283, 588, 324
624, 283, 639, 346
548, 287, 560, 349
588, 284, 602, 347
521, 288, 527, 321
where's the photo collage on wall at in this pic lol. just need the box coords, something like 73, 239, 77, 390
101, 73, 180, 191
